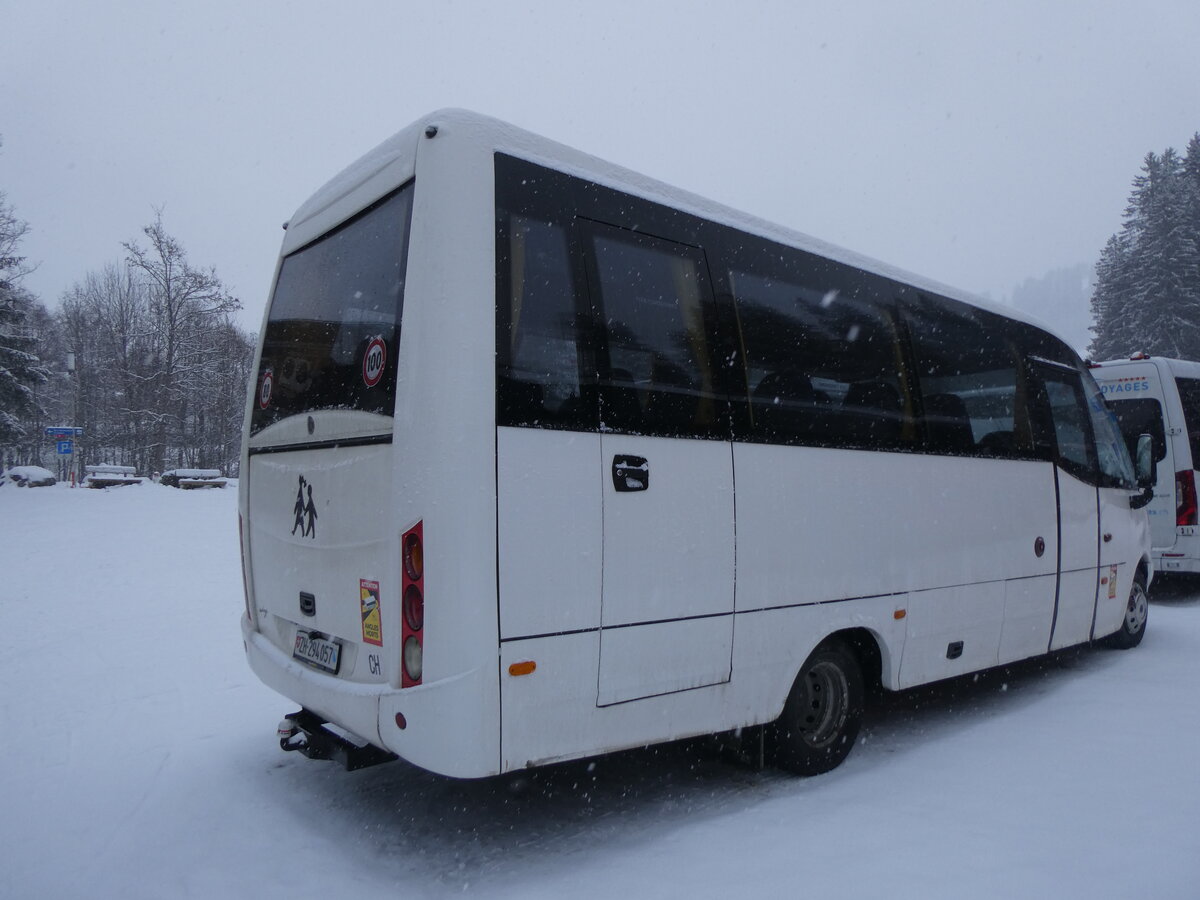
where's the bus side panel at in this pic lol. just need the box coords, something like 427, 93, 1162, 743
498, 597, 902, 771
999, 573, 1059, 664
1049, 469, 1100, 651
497, 427, 602, 640
734, 444, 1058, 690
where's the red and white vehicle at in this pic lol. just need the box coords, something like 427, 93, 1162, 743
1092, 354, 1200, 573
239, 110, 1154, 779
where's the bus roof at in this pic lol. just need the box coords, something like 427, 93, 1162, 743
285, 108, 1061, 340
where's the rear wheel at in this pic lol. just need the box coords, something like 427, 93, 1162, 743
768, 640, 864, 775
1104, 573, 1148, 649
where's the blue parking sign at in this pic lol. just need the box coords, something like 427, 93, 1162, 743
57, 440, 73, 455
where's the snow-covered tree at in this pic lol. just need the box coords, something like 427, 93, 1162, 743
58, 218, 253, 476
1089, 233, 1136, 360
1090, 137, 1200, 361
122, 212, 242, 473
0, 182, 50, 462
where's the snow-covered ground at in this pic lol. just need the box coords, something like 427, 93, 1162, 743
2, 484, 1198, 898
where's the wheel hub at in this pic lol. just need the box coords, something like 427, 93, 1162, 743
800, 660, 849, 748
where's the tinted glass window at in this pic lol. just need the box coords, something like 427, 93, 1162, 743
1108, 397, 1167, 464
496, 212, 591, 428
587, 224, 724, 438
1085, 380, 1137, 487
730, 262, 912, 450
1041, 369, 1099, 481
1175, 377, 1200, 463
251, 185, 413, 435
904, 299, 1027, 458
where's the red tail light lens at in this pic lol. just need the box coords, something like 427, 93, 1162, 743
1176, 470, 1197, 526
403, 532, 423, 581
403, 584, 424, 631
400, 522, 423, 687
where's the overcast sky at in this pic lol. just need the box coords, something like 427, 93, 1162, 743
2, 1, 1198, 338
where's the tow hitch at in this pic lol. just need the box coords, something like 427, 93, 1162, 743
276, 709, 398, 771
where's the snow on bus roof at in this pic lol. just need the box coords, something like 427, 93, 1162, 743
287, 108, 1059, 341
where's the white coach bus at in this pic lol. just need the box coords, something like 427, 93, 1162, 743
239, 109, 1154, 779
1091, 354, 1200, 574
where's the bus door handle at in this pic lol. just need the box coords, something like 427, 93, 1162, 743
612, 455, 649, 492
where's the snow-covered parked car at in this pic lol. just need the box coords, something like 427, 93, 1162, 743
160, 468, 227, 489
1, 465, 57, 487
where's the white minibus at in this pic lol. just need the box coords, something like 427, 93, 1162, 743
239, 109, 1154, 779
1092, 354, 1200, 573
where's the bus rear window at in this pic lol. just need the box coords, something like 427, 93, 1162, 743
250, 184, 414, 435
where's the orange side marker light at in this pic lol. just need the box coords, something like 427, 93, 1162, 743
508, 660, 537, 677
894, 609, 907, 620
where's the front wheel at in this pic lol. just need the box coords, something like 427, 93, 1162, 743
768, 640, 864, 775
1104, 573, 1148, 649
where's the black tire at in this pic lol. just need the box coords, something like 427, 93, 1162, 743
1104, 573, 1148, 649
768, 640, 864, 775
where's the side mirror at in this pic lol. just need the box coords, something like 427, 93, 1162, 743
1130, 433, 1156, 509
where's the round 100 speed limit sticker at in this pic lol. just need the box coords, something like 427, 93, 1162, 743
362, 337, 386, 388
258, 368, 274, 408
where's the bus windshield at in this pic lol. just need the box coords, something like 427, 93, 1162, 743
250, 183, 414, 435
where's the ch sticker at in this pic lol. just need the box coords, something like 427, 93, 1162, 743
360, 578, 382, 646
1108, 565, 1119, 599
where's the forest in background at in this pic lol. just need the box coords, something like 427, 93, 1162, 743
1089, 134, 1200, 360
0, 144, 254, 477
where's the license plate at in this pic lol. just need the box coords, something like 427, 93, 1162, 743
293, 631, 341, 674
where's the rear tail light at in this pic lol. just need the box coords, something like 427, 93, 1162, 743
400, 522, 424, 686
1176, 470, 1197, 526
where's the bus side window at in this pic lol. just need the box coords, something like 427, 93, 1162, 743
729, 265, 912, 450
1037, 368, 1101, 483
497, 212, 591, 430
902, 298, 1025, 459
1084, 379, 1137, 488
585, 225, 725, 439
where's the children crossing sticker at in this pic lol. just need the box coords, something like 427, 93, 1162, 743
360, 578, 382, 646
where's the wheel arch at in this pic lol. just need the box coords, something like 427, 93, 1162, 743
824, 627, 886, 695
1138, 555, 1152, 591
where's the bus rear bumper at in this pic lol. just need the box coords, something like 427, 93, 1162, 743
242, 615, 386, 747
1155, 554, 1200, 573
241, 615, 501, 778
